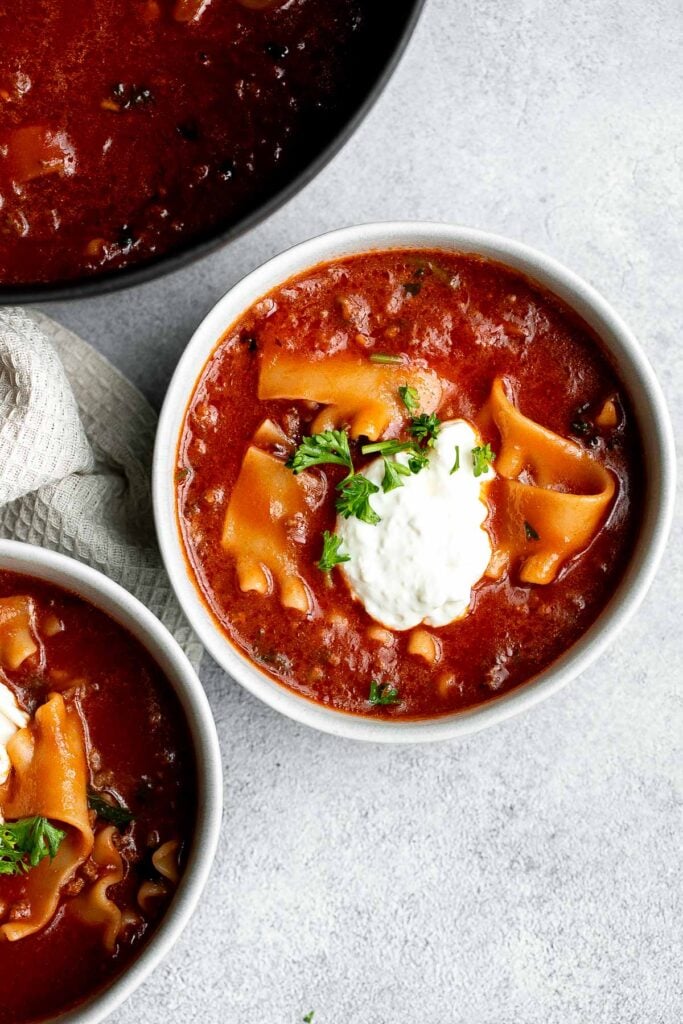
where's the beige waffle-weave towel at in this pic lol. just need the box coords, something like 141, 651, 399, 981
0, 307, 202, 668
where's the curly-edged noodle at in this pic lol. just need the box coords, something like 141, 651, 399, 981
222, 446, 314, 614
258, 349, 443, 440
69, 826, 124, 953
0, 596, 39, 671
0, 693, 93, 942
407, 629, 442, 665
152, 839, 181, 885
483, 378, 616, 585
137, 879, 167, 916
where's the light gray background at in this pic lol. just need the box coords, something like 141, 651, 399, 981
43, 1, 682, 1022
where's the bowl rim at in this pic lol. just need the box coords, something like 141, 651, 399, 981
152, 220, 676, 743
0, 539, 223, 1023
0, 0, 426, 304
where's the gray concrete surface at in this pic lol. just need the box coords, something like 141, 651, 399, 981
41, 1, 682, 1021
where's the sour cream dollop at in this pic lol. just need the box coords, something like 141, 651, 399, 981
0, 681, 29, 786
337, 420, 493, 631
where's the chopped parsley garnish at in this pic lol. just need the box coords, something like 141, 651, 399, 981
286, 428, 382, 527
369, 353, 404, 365
570, 418, 592, 436
524, 521, 540, 541
362, 430, 434, 471
409, 413, 441, 447
381, 458, 411, 492
450, 445, 460, 474
398, 384, 419, 413
303, 1014, 315, 1024
472, 443, 496, 477
362, 439, 416, 457
406, 446, 430, 473
317, 531, 351, 572
361, 439, 429, 475
285, 399, 440, 534
368, 680, 400, 706
403, 281, 422, 297
363, 409, 441, 482
336, 475, 381, 525
88, 789, 134, 829
286, 430, 353, 476
0, 816, 67, 876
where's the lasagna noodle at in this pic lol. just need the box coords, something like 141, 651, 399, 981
0, 693, 94, 942
0, 596, 39, 671
483, 377, 616, 584
258, 349, 443, 440
222, 446, 314, 613
69, 825, 124, 953
152, 838, 181, 884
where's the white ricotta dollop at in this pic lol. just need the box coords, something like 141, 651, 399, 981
337, 420, 493, 631
0, 681, 29, 786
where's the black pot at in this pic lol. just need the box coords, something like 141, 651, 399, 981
2, 0, 425, 304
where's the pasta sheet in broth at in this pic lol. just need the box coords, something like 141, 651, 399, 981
0, 693, 93, 942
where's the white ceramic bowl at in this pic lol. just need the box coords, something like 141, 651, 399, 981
153, 222, 675, 743
0, 540, 223, 1023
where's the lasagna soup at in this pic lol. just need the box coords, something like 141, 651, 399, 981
0, 571, 195, 1023
176, 249, 642, 718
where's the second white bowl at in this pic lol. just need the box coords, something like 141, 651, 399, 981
0, 539, 223, 1022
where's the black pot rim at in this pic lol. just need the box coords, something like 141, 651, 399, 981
2, 0, 426, 305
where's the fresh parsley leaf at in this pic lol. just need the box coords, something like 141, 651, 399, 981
336, 475, 381, 525
317, 531, 351, 572
0, 816, 67, 876
303, 1014, 315, 1024
398, 384, 419, 413
524, 521, 540, 541
472, 443, 496, 477
382, 458, 411, 492
88, 789, 134, 828
361, 439, 429, 476
450, 445, 460, 474
0, 838, 24, 875
369, 353, 404, 365
407, 447, 430, 473
409, 413, 441, 447
368, 680, 400, 706
403, 281, 422, 297
362, 439, 416, 457
286, 430, 353, 476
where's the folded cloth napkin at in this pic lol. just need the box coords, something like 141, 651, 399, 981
0, 307, 202, 669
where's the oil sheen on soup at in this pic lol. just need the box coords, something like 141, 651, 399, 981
0, 0, 403, 285
176, 249, 642, 719
0, 572, 195, 1024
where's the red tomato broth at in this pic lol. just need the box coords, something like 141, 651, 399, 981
0, 0, 399, 286
176, 249, 643, 718
0, 571, 196, 1024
